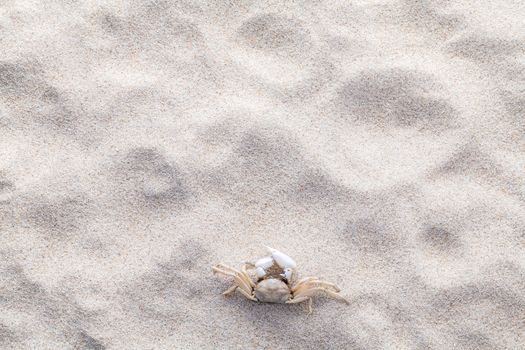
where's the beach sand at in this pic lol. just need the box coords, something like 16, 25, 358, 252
1, 1, 524, 349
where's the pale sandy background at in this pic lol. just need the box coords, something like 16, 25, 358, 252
1, 0, 525, 349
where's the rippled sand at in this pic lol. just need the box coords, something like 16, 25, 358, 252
1, 1, 524, 349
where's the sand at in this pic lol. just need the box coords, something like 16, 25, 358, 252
1, 0, 524, 349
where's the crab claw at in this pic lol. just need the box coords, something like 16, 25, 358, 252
255, 256, 274, 269
256, 267, 267, 278
266, 247, 297, 269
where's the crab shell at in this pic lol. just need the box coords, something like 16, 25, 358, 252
254, 278, 291, 303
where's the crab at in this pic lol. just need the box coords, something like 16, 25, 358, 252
212, 247, 349, 314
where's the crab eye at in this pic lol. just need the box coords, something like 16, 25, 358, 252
281, 268, 293, 281
283, 268, 293, 282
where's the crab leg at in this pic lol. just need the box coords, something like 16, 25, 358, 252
286, 296, 310, 304
234, 275, 253, 295
215, 263, 255, 289
286, 296, 313, 315
294, 286, 349, 304
212, 266, 237, 277
212, 265, 254, 296
215, 263, 242, 274
213, 264, 251, 283
241, 264, 256, 287
295, 276, 319, 284
236, 287, 258, 302
323, 290, 349, 304
292, 277, 320, 291
222, 285, 238, 296
293, 280, 341, 294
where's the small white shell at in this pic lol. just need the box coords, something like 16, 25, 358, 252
266, 247, 297, 269
256, 267, 266, 278
255, 256, 274, 269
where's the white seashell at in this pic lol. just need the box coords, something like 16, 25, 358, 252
266, 246, 297, 269
255, 256, 274, 269
256, 267, 267, 278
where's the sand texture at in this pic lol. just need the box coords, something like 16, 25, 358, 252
1, 0, 525, 349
